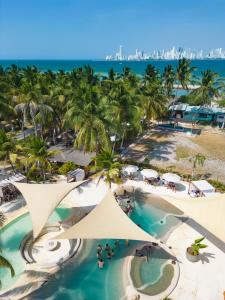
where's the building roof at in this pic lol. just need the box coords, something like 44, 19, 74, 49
56, 190, 158, 243
170, 104, 225, 115
13, 181, 85, 238
49, 143, 96, 166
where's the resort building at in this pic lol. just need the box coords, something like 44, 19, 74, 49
169, 104, 225, 126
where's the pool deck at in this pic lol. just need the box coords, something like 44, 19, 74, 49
0, 178, 225, 299
122, 180, 225, 300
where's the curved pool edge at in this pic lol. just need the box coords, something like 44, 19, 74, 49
0, 235, 83, 300
123, 242, 180, 300
0, 205, 76, 299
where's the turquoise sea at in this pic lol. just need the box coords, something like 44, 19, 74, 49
0, 59, 225, 76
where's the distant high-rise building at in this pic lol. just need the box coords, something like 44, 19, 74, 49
105, 46, 225, 61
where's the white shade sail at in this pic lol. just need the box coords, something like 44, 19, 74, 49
163, 194, 225, 242
122, 165, 139, 175
141, 169, 158, 179
162, 173, 181, 183
56, 190, 158, 243
13, 181, 85, 238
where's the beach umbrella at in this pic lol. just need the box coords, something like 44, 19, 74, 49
141, 169, 158, 179
121, 165, 139, 175
162, 173, 181, 183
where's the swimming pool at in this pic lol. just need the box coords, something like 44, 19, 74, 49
28, 194, 181, 300
157, 124, 201, 135
0, 207, 70, 290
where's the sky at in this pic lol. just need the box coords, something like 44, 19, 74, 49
0, 0, 225, 59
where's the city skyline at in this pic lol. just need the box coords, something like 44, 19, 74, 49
106, 46, 225, 61
0, 0, 225, 59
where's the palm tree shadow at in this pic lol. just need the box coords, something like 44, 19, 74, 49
0, 281, 42, 298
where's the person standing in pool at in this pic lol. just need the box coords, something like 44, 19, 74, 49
98, 258, 104, 269
105, 243, 111, 252
97, 244, 103, 253
114, 240, 120, 248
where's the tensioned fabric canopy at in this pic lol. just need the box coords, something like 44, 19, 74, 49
163, 193, 225, 242
56, 190, 158, 243
13, 181, 85, 238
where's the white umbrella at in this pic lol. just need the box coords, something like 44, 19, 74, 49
141, 169, 158, 179
162, 173, 181, 183
122, 165, 139, 175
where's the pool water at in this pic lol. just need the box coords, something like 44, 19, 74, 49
29, 198, 181, 300
139, 248, 171, 285
31, 239, 136, 300
0, 207, 70, 290
131, 200, 180, 238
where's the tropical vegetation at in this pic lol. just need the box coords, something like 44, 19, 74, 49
0, 211, 15, 285
189, 153, 206, 178
187, 237, 208, 256
0, 61, 223, 180
92, 150, 123, 188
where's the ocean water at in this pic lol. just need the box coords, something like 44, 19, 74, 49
0, 59, 225, 76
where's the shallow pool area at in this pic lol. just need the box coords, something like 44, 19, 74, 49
130, 246, 176, 297
131, 197, 181, 238
0, 188, 183, 299
0, 207, 70, 290
28, 193, 181, 300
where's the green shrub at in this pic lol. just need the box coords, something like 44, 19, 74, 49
208, 179, 225, 193
58, 161, 77, 175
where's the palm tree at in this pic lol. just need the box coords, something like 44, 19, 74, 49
104, 79, 141, 148
24, 136, 59, 181
0, 211, 15, 284
140, 81, 167, 123
176, 58, 196, 90
64, 83, 110, 153
0, 211, 6, 227
92, 150, 123, 188
14, 87, 53, 138
108, 68, 116, 81
144, 64, 159, 83
163, 65, 176, 97
190, 153, 206, 178
0, 250, 15, 286
0, 130, 17, 170
0, 95, 14, 119
191, 70, 219, 105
